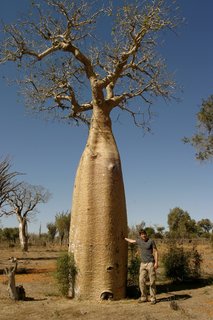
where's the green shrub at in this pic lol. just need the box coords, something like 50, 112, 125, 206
162, 246, 190, 282
162, 244, 202, 282
127, 255, 141, 286
189, 247, 202, 279
55, 252, 77, 297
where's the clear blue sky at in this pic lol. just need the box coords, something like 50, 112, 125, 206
0, 0, 213, 233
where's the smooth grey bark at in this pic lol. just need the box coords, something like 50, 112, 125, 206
18, 217, 28, 252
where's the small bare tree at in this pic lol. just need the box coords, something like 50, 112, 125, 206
1, 182, 50, 251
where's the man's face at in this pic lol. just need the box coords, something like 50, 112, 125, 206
140, 233, 148, 241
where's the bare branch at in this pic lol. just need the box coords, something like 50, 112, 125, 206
2, 182, 51, 220
0, 0, 180, 127
0, 157, 21, 210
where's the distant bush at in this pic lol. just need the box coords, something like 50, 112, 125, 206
189, 247, 202, 279
162, 243, 202, 282
1, 227, 19, 244
55, 252, 77, 297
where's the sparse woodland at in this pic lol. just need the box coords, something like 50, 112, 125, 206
0, 0, 212, 308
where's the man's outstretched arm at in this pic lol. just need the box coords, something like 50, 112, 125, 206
124, 238, 136, 244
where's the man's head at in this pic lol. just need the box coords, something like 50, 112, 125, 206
139, 229, 148, 241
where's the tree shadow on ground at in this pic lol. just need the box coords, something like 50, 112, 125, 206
0, 256, 58, 274
127, 277, 213, 299
24, 297, 48, 302
20, 257, 58, 261
157, 277, 213, 293
157, 294, 191, 303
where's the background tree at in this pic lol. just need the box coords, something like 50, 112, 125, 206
154, 225, 165, 238
128, 221, 146, 239
1, 182, 50, 251
46, 222, 57, 243
55, 211, 70, 245
2, 227, 19, 244
183, 95, 213, 160
167, 207, 197, 239
0, 157, 19, 209
144, 226, 155, 237
197, 218, 213, 235
0, 0, 180, 299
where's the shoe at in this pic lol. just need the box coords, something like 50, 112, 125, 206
150, 300, 156, 305
138, 298, 147, 303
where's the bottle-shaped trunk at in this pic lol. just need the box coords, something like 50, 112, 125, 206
69, 107, 128, 300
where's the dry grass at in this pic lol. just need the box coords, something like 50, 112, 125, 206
0, 241, 212, 320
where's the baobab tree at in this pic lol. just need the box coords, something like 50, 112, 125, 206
0, 0, 180, 299
1, 182, 50, 251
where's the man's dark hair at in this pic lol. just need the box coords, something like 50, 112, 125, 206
139, 229, 147, 235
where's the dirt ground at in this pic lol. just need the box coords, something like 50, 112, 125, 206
0, 242, 212, 320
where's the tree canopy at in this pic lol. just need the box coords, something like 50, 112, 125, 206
0, 0, 180, 128
1, 182, 50, 219
167, 207, 197, 238
183, 95, 213, 161
197, 218, 213, 234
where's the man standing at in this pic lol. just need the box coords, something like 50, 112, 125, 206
125, 229, 158, 304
